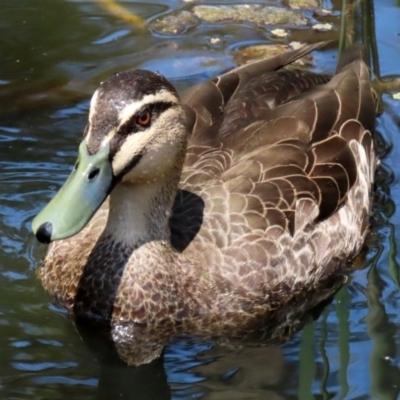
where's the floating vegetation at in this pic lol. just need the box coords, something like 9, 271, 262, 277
149, 4, 309, 36
148, 10, 199, 35
271, 28, 288, 38
312, 22, 333, 31
286, 0, 320, 9
232, 42, 315, 66
193, 5, 308, 26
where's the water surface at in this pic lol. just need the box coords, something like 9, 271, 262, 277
1, 0, 400, 399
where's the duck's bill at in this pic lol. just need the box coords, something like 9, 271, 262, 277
32, 141, 113, 244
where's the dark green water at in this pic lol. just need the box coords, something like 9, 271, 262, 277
1, 0, 400, 398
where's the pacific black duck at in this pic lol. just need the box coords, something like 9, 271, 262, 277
32, 42, 376, 353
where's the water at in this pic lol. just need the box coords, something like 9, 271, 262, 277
1, 0, 400, 398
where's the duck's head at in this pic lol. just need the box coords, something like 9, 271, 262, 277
32, 69, 187, 244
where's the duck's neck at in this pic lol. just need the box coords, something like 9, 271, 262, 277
104, 170, 181, 249
104, 152, 183, 248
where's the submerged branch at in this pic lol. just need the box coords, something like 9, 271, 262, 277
97, 0, 146, 30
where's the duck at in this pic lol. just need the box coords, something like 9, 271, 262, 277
32, 42, 377, 341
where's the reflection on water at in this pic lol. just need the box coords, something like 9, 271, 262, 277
1, 0, 400, 399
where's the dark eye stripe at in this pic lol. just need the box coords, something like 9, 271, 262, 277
114, 152, 143, 180
109, 101, 176, 162
118, 101, 175, 136
149, 100, 175, 117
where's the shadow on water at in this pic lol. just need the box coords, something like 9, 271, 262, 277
1, 0, 400, 399
74, 305, 326, 400
367, 246, 400, 399
75, 321, 171, 400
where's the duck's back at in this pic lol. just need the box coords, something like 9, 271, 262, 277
169, 43, 376, 298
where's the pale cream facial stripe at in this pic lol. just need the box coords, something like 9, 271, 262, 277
88, 89, 100, 124
98, 89, 178, 149
85, 88, 179, 153
111, 107, 178, 176
118, 89, 179, 126
85, 89, 100, 143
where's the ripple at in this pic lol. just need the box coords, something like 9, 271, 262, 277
92, 28, 131, 45
12, 361, 78, 372
32, 375, 98, 386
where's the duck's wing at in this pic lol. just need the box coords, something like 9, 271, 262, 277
171, 45, 376, 283
181, 42, 330, 148
170, 43, 331, 251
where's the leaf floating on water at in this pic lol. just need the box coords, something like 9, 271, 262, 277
271, 28, 288, 38
209, 37, 224, 46
312, 22, 333, 31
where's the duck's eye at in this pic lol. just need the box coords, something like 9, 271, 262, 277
136, 110, 151, 127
